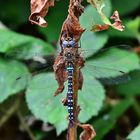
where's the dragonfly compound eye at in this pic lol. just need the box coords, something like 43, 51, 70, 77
62, 40, 69, 47
68, 40, 76, 47
62, 38, 76, 48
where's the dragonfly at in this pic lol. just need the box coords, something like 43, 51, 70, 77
60, 36, 78, 127
9, 38, 133, 127
6, 42, 132, 87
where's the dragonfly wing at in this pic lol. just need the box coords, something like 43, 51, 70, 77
13, 57, 55, 90
79, 44, 139, 85
13, 73, 51, 90
82, 63, 130, 85
97, 74, 130, 85
80, 30, 108, 58
79, 44, 133, 59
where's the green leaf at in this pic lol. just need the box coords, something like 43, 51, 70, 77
107, 17, 140, 41
126, 17, 140, 41
127, 124, 140, 140
81, 31, 108, 58
0, 29, 54, 59
80, 2, 112, 30
88, 0, 112, 24
80, 3, 111, 57
26, 72, 105, 135
112, 0, 140, 16
79, 69, 105, 122
127, 17, 140, 33
0, 59, 31, 103
38, 0, 68, 42
85, 48, 140, 78
0, 22, 9, 30
26, 73, 68, 135
93, 98, 133, 140
116, 70, 140, 96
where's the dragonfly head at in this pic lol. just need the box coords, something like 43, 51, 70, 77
62, 37, 77, 48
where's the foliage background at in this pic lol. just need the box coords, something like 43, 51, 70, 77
0, 0, 140, 140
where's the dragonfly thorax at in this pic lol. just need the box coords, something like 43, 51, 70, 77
65, 51, 75, 64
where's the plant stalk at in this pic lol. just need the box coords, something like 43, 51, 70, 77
66, 0, 82, 139
17, 110, 35, 140
0, 98, 20, 127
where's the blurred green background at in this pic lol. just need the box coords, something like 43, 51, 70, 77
0, 0, 140, 140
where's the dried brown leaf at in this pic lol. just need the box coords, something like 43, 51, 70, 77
110, 11, 125, 31
77, 56, 85, 90
53, 54, 67, 96
29, 0, 54, 27
78, 70, 83, 90
91, 24, 109, 32
60, 0, 85, 49
78, 124, 96, 140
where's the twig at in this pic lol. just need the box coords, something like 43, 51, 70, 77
0, 98, 20, 127
17, 110, 36, 140
132, 98, 140, 119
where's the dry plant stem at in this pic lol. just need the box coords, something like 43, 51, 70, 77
68, 61, 79, 140
17, 110, 36, 140
0, 98, 20, 127
132, 98, 140, 119
66, 0, 82, 139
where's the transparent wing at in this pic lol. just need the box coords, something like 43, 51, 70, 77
12, 56, 55, 90
80, 45, 134, 85
82, 65, 130, 85
79, 44, 133, 59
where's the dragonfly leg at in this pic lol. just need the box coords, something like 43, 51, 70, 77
77, 105, 81, 116
62, 95, 68, 106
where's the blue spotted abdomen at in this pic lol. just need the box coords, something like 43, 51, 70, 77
66, 66, 74, 127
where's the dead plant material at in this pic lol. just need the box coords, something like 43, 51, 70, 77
78, 123, 96, 140
29, 0, 55, 27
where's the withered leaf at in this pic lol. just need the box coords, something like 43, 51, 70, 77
78, 70, 83, 90
53, 54, 67, 96
78, 124, 96, 140
91, 24, 109, 32
60, 0, 85, 49
29, 0, 55, 27
77, 56, 85, 90
110, 11, 125, 31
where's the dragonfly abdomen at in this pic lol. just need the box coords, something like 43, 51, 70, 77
67, 65, 74, 127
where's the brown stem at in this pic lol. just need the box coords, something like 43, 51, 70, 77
17, 110, 35, 140
68, 60, 79, 140
0, 98, 20, 127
